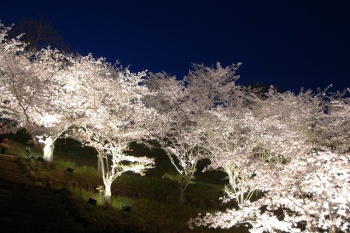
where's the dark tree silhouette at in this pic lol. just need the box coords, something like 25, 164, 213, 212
7, 16, 71, 53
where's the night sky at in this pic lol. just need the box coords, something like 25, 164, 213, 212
1, 0, 349, 92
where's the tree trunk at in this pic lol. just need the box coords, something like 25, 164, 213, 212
43, 136, 54, 163
104, 181, 112, 206
329, 225, 338, 233
179, 187, 186, 204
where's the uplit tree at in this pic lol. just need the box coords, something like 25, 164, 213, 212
184, 62, 243, 109
1, 22, 157, 199
144, 63, 249, 204
144, 73, 209, 204
315, 91, 350, 152
199, 107, 263, 206
0, 23, 112, 162
0, 23, 27, 133
72, 68, 157, 205
0, 24, 69, 155
189, 88, 350, 232
28, 51, 112, 162
161, 121, 208, 204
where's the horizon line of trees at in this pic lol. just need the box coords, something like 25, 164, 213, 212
1, 21, 349, 233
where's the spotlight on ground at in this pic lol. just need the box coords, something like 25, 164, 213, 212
66, 167, 74, 173
122, 206, 131, 212
87, 198, 97, 205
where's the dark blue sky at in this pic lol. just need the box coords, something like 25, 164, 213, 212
1, 0, 349, 92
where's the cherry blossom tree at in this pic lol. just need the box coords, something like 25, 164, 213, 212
26, 51, 111, 162
184, 62, 242, 109
161, 121, 208, 204
0, 22, 112, 162
0, 25, 69, 157
189, 88, 350, 233
315, 91, 350, 153
144, 63, 249, 204
71, 67, 157, 205
0, 23, 27, 134
1, 23, 157, 201
144, 73, 210, 204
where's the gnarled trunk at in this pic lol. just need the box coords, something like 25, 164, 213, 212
98, 153, 113, 206
329, 225, 338, 233
43, 136, 54, 163
179, 187, 186, 204
104, 180, 112, 206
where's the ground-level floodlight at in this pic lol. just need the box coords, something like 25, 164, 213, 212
87, 198, 97, 205
66, 167, 74, 173
122, 206, 131, 212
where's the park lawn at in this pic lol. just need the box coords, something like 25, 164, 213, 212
7, 137, 248, 233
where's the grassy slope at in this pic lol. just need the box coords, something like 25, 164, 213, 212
5, 136, 248, 233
